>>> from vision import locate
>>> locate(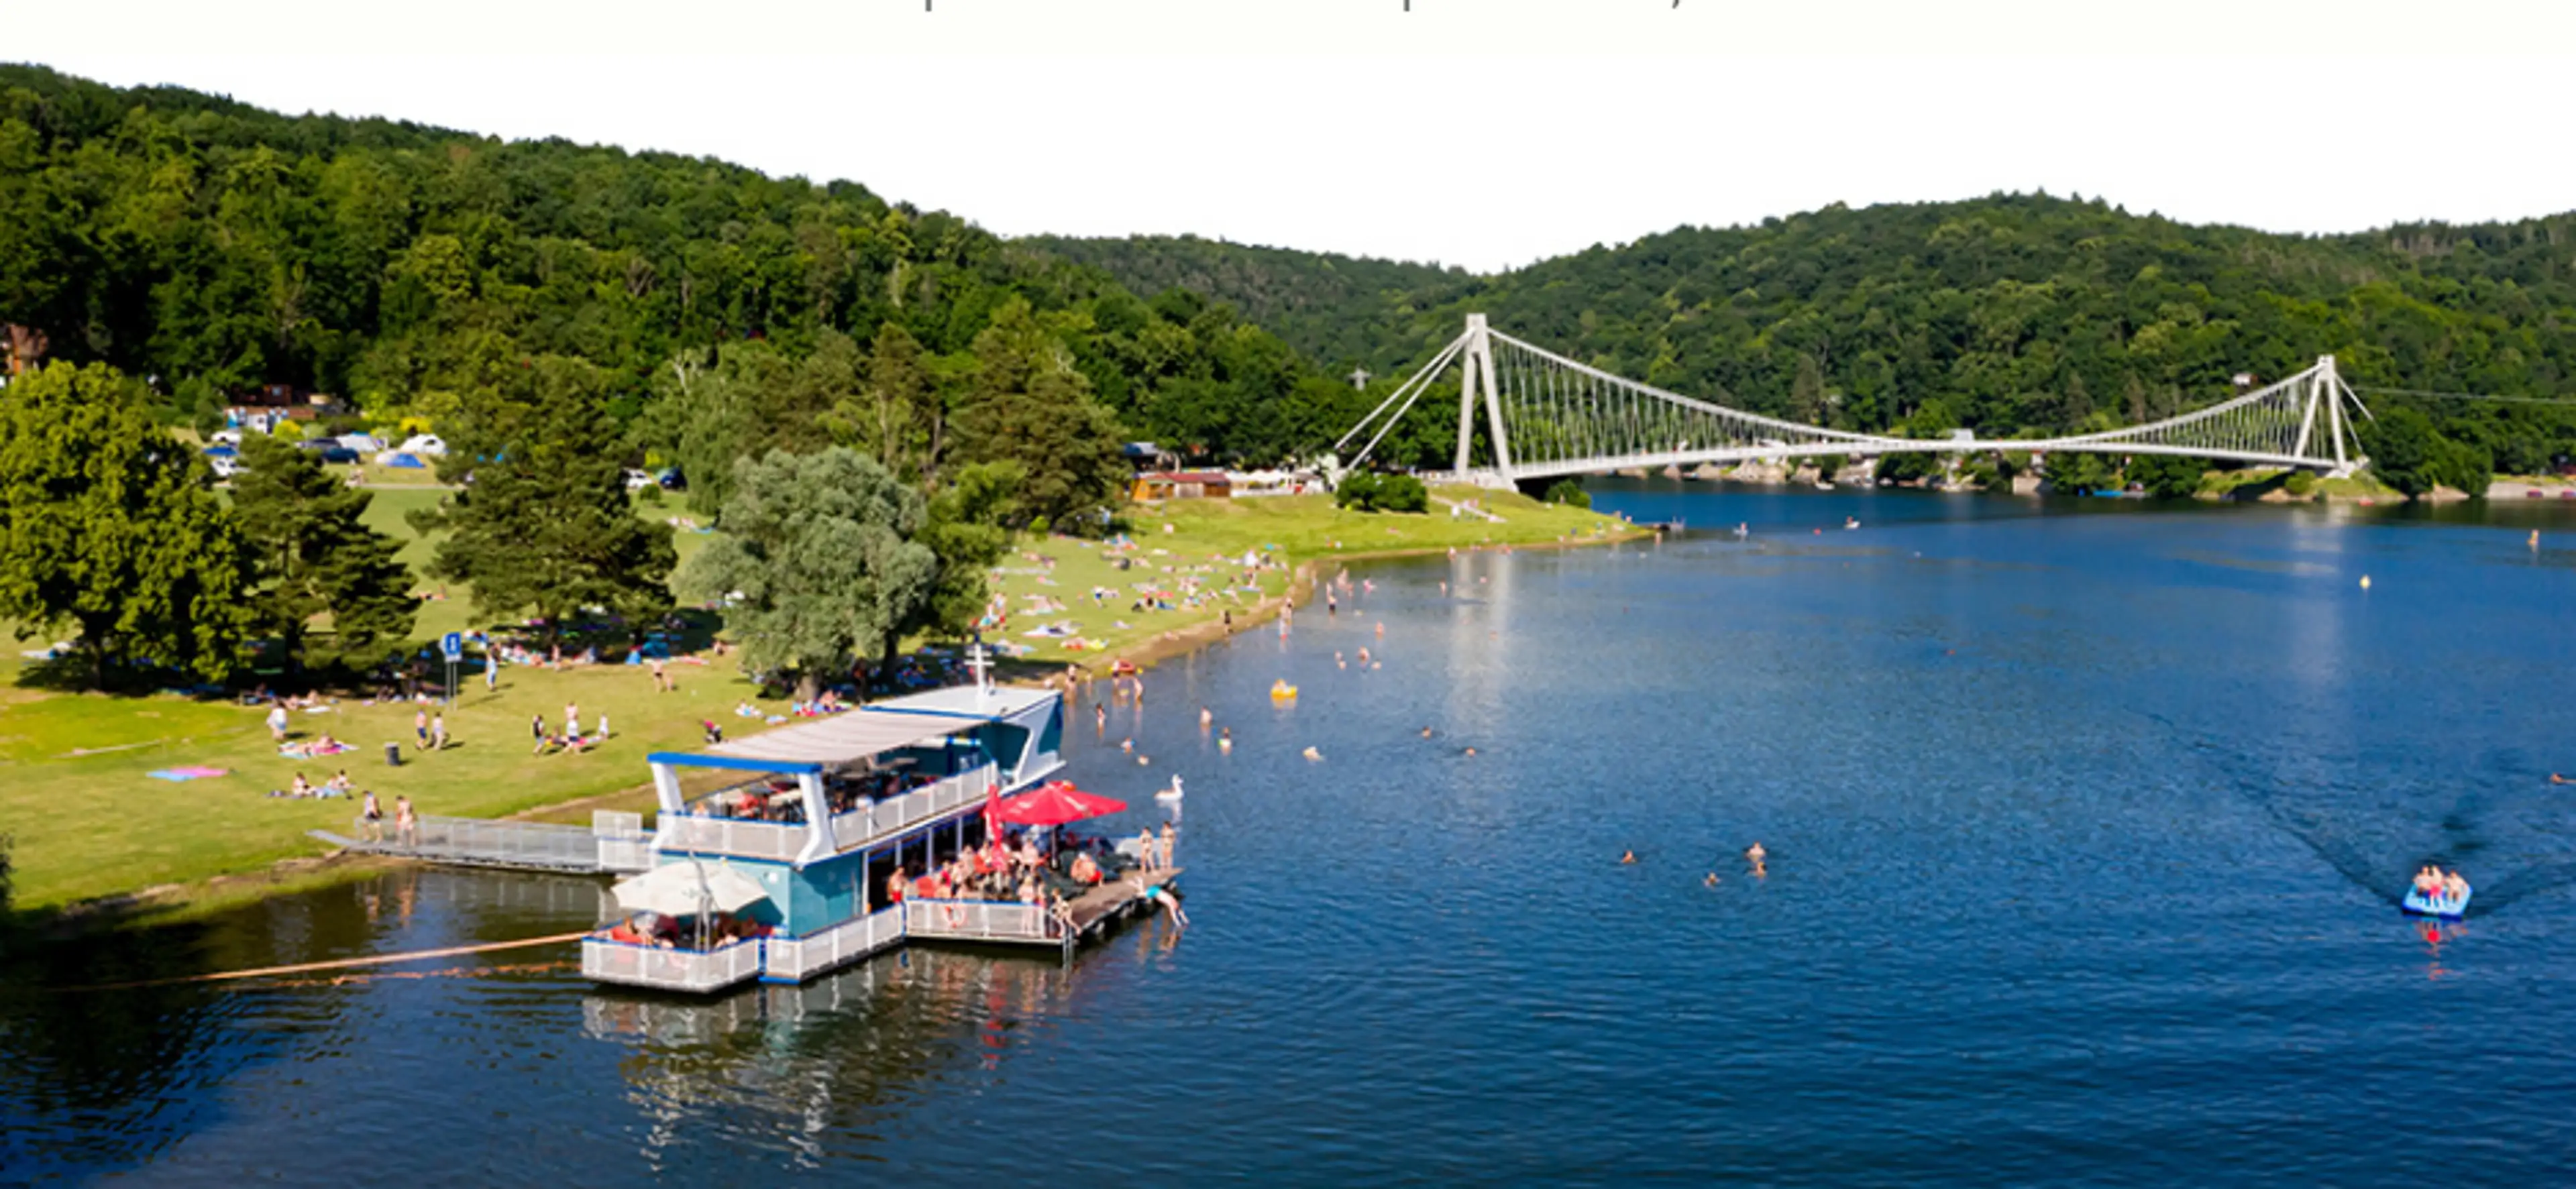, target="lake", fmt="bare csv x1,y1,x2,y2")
7,483,2574,1184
